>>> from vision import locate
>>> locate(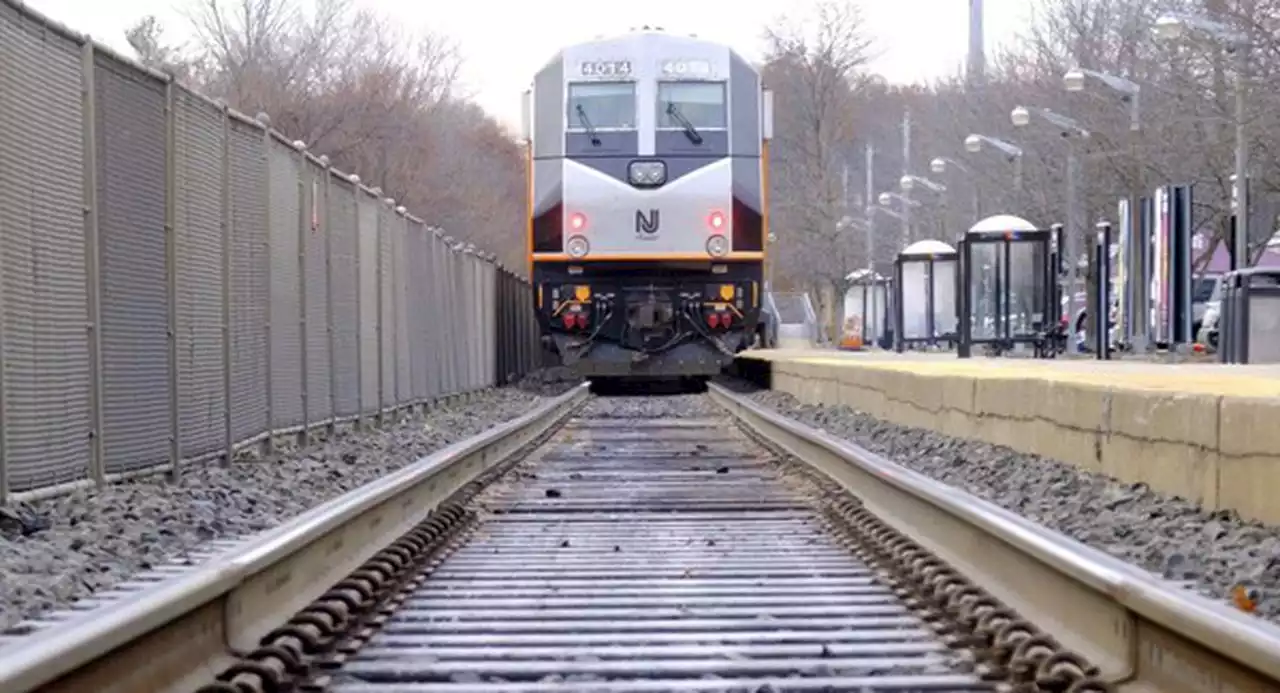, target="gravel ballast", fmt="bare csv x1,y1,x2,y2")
582,392,724,419
0,384,563,632
719,378,1280,624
